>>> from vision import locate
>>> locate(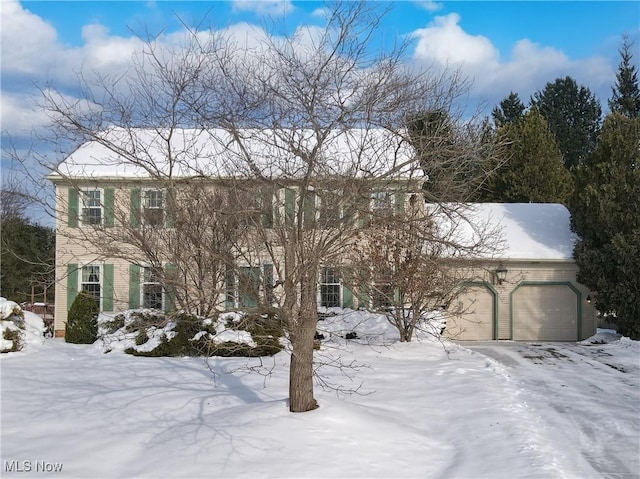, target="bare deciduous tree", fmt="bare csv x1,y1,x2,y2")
44,2,502,413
